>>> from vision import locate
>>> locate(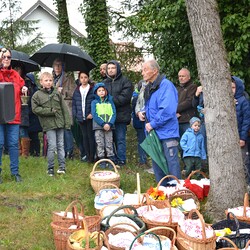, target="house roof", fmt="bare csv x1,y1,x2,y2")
18,0,85,38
